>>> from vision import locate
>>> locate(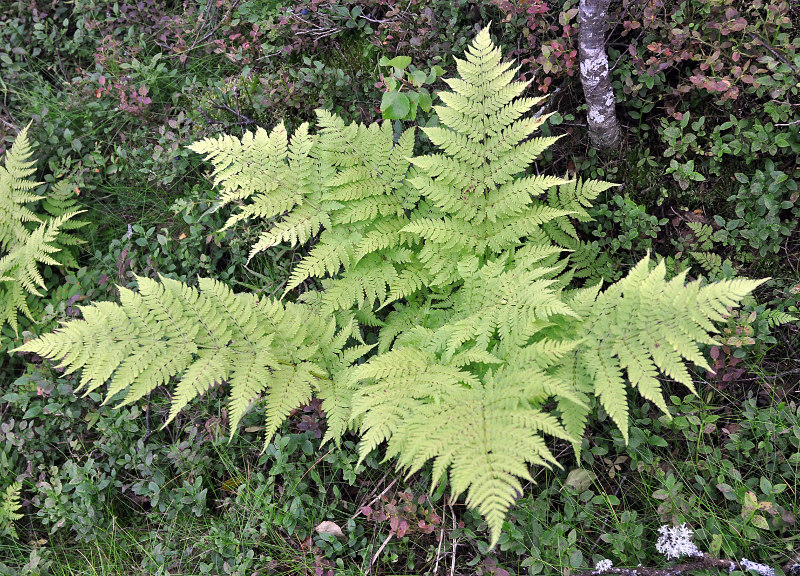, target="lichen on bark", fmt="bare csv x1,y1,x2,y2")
578,0,622,150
